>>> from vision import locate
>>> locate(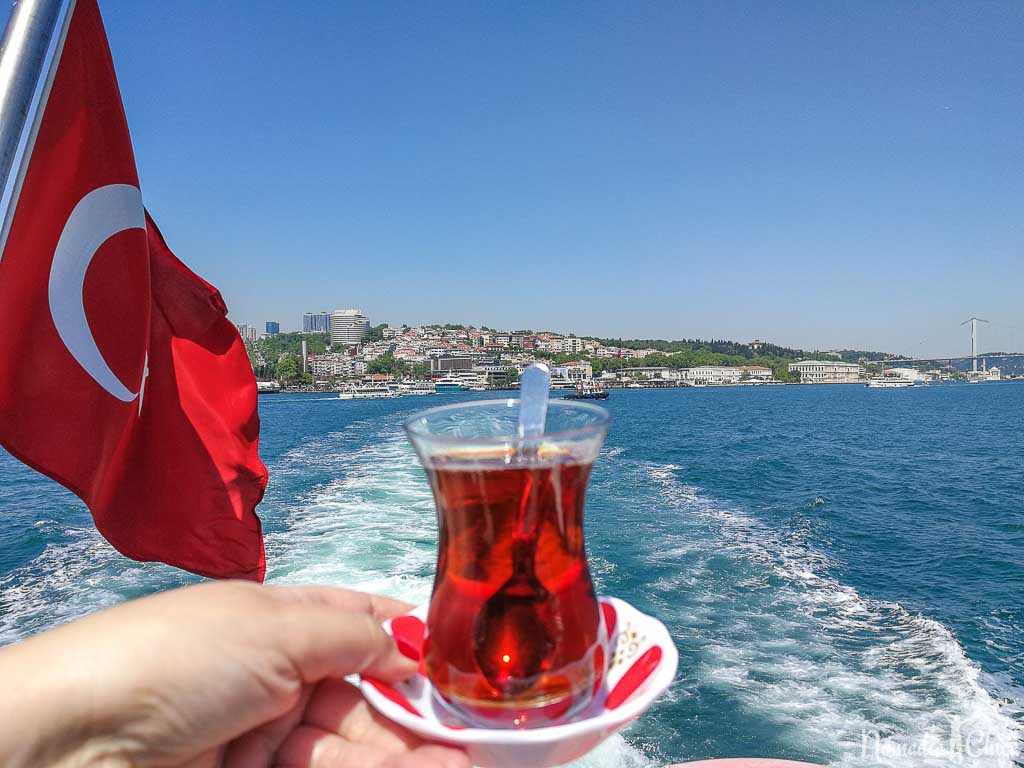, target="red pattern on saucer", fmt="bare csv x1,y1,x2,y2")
360,596,677,768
